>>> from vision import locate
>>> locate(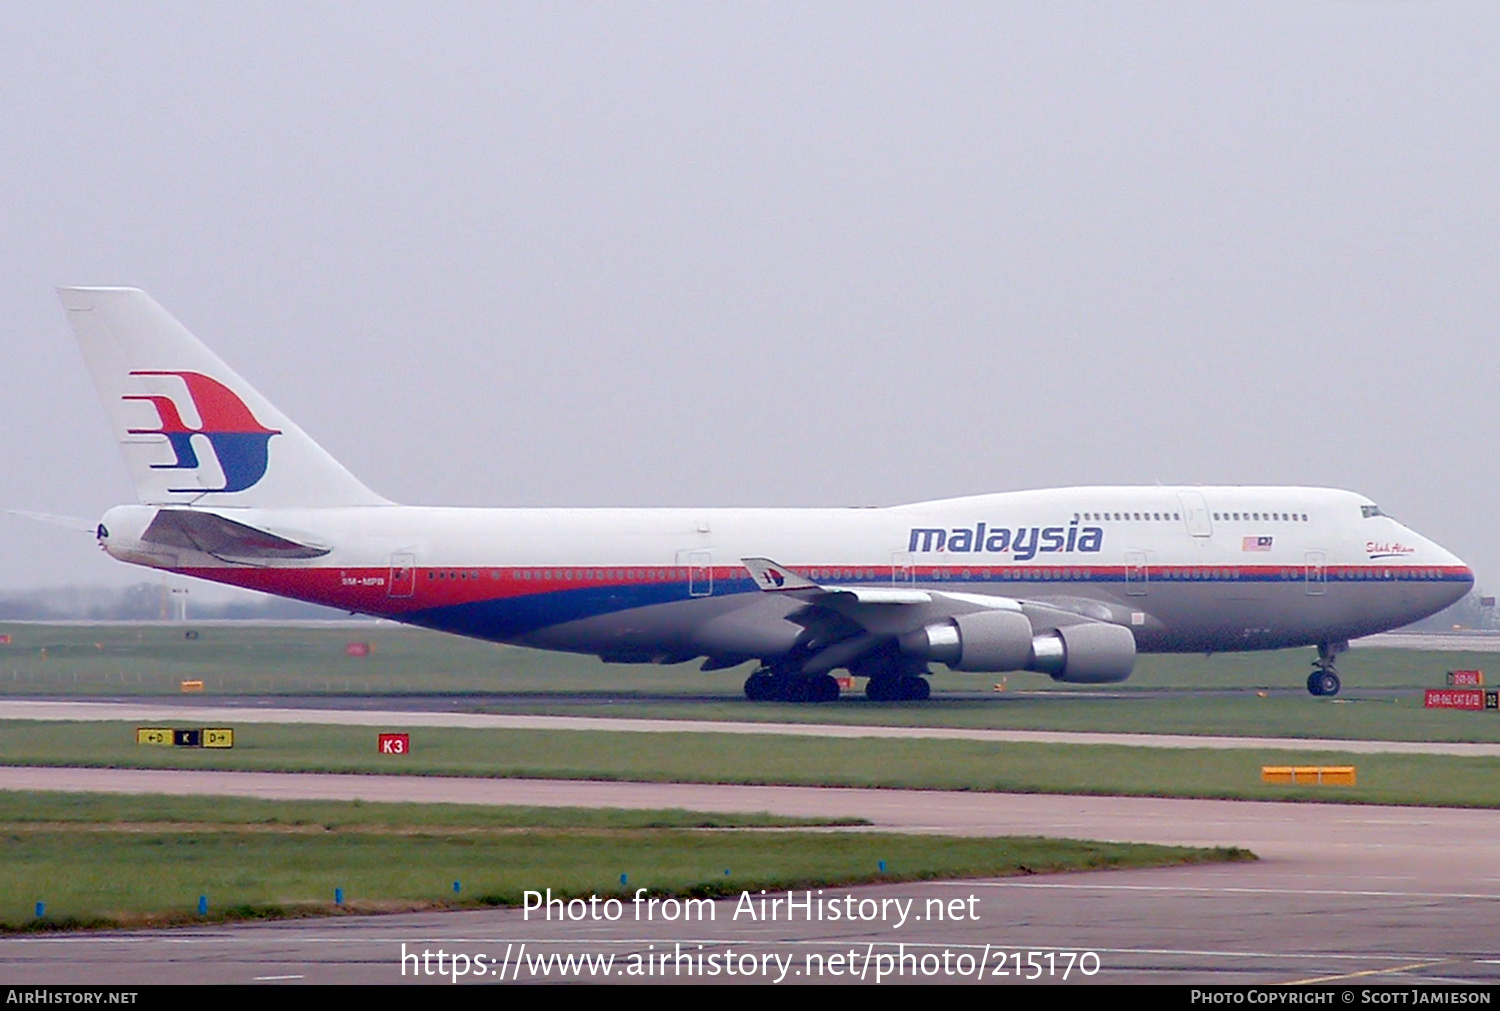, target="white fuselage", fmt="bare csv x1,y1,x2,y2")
97,485,1471,667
